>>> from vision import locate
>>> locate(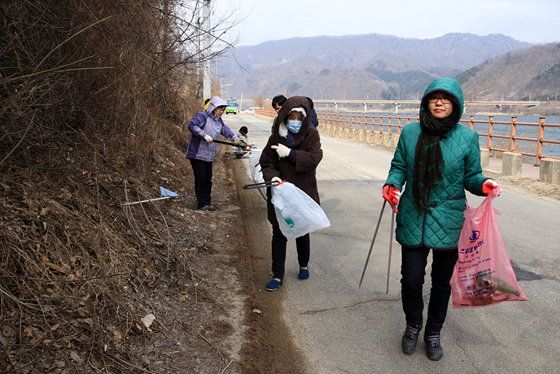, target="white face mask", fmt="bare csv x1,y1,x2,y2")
286,120,302,133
